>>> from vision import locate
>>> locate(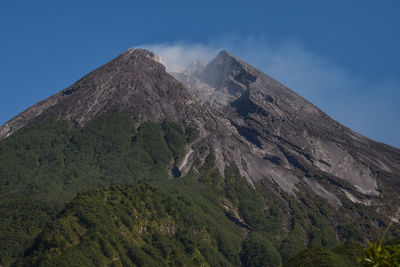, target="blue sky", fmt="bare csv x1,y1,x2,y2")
1,0,399,147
